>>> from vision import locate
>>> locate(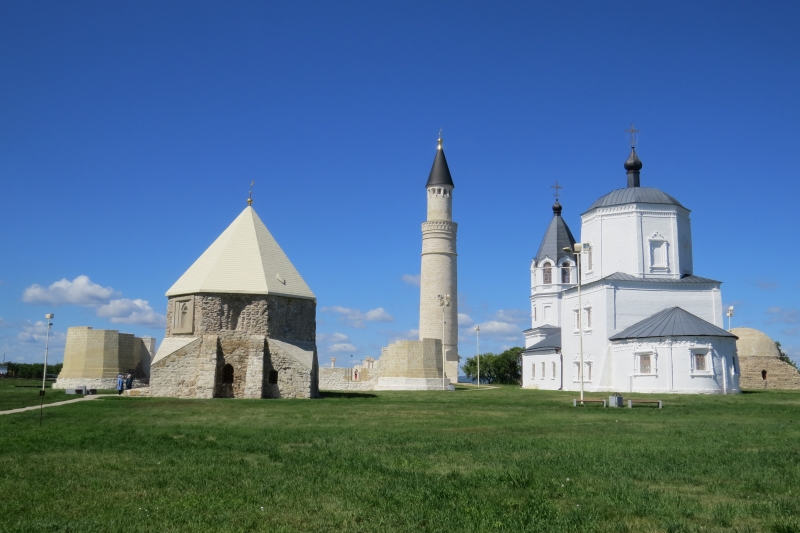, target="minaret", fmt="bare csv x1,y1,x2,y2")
419,134,459,381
